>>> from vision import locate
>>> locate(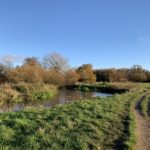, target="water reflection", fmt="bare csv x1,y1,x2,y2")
1,89,112,112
